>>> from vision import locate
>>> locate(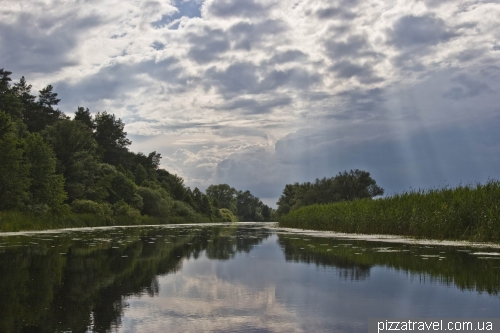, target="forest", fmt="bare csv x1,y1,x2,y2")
0,69,273,231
